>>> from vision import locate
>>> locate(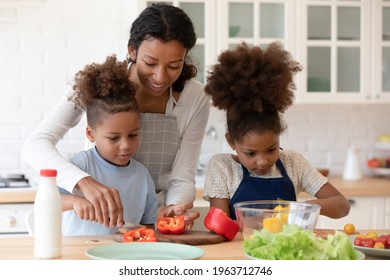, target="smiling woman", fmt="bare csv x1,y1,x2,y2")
20,3,210,232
